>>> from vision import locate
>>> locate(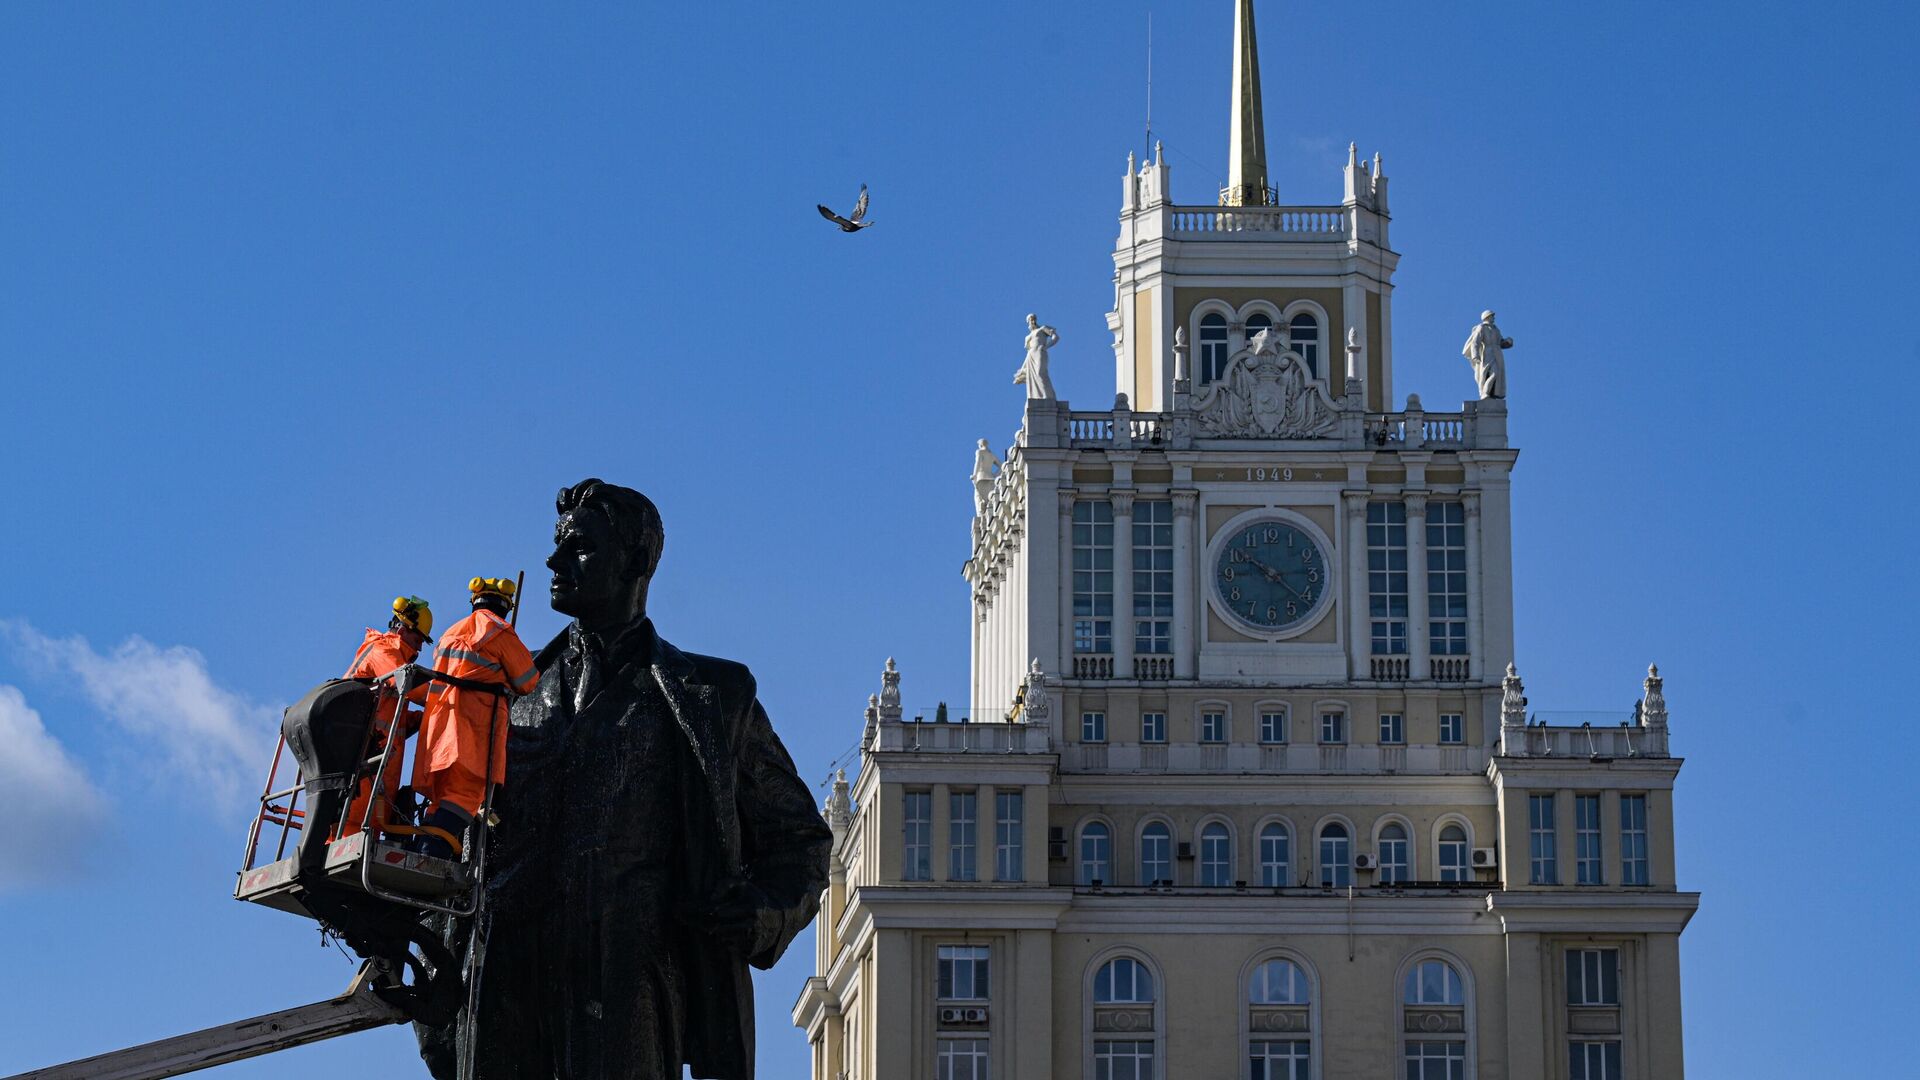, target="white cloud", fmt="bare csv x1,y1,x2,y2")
0,684,112,890
2,621,276,810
